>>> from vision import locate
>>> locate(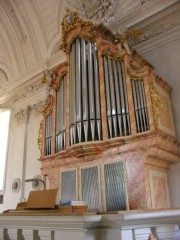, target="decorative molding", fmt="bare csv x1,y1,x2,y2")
32,100,46,115
51,40,61,56
14,100,46,124
0,69,8,89
11,81,44,104
0,0,27,43
14,106,31,124
129,4,180,46
77,0,119,24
